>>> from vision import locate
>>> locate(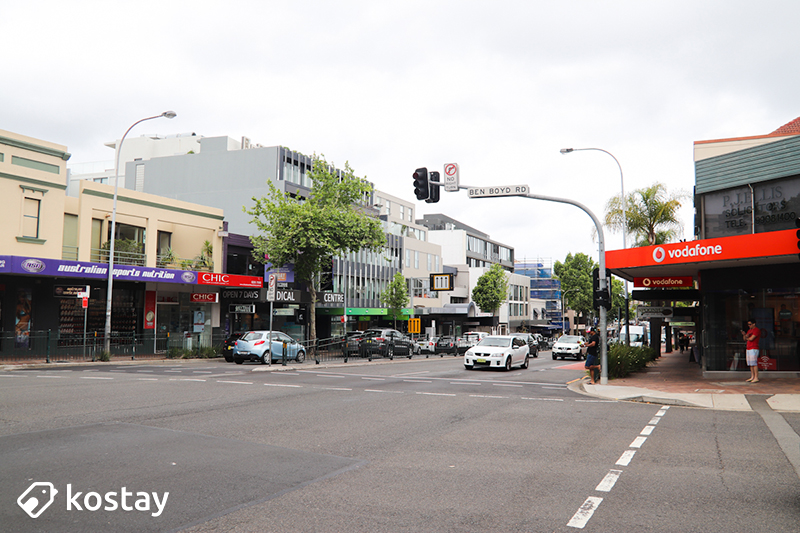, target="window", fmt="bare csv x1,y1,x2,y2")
408,208,413,222
405,249,410,268
399,205,404,221
427,253,432,271
22,197,41,238
414,251,419,269
385,200,391,215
